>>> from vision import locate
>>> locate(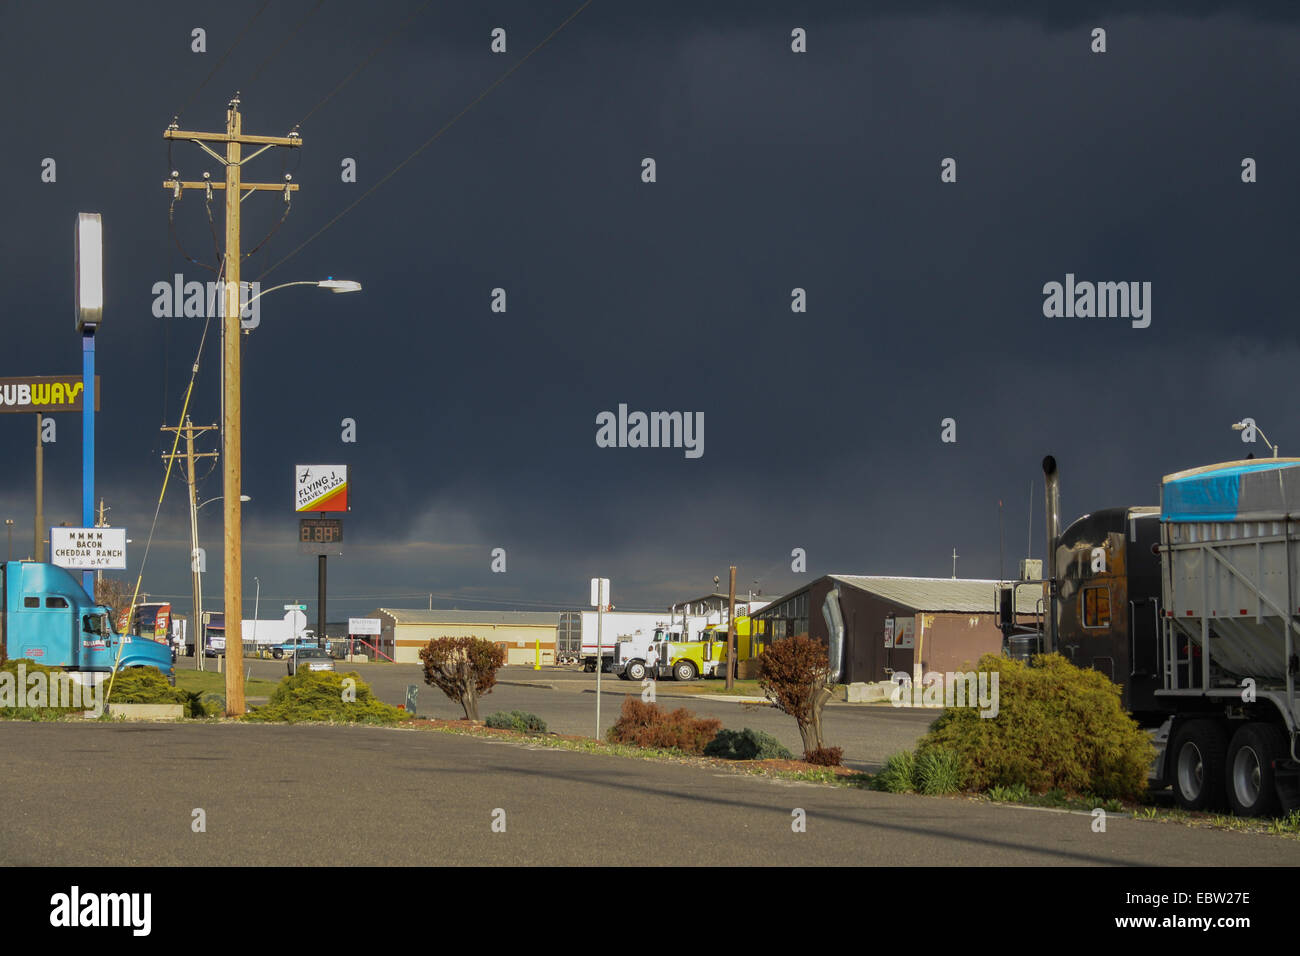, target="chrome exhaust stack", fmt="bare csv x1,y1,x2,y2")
1042,455,1060,654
